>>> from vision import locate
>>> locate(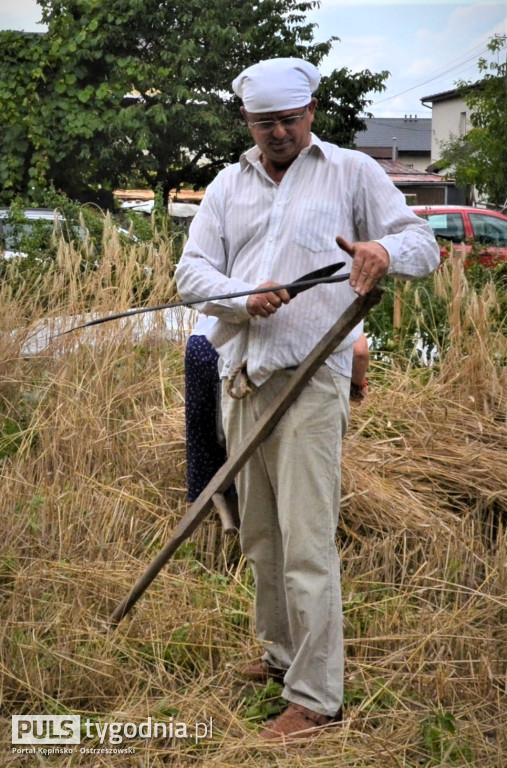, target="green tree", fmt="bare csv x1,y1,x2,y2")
438,37,507,208
0,0,388,207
